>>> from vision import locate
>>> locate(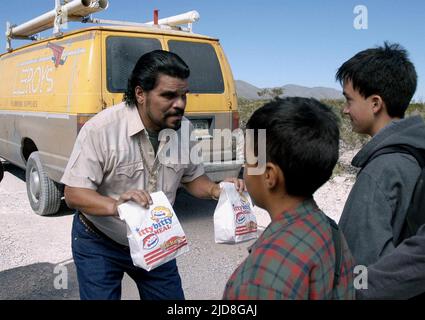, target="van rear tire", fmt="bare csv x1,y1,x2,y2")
25,152,62,215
